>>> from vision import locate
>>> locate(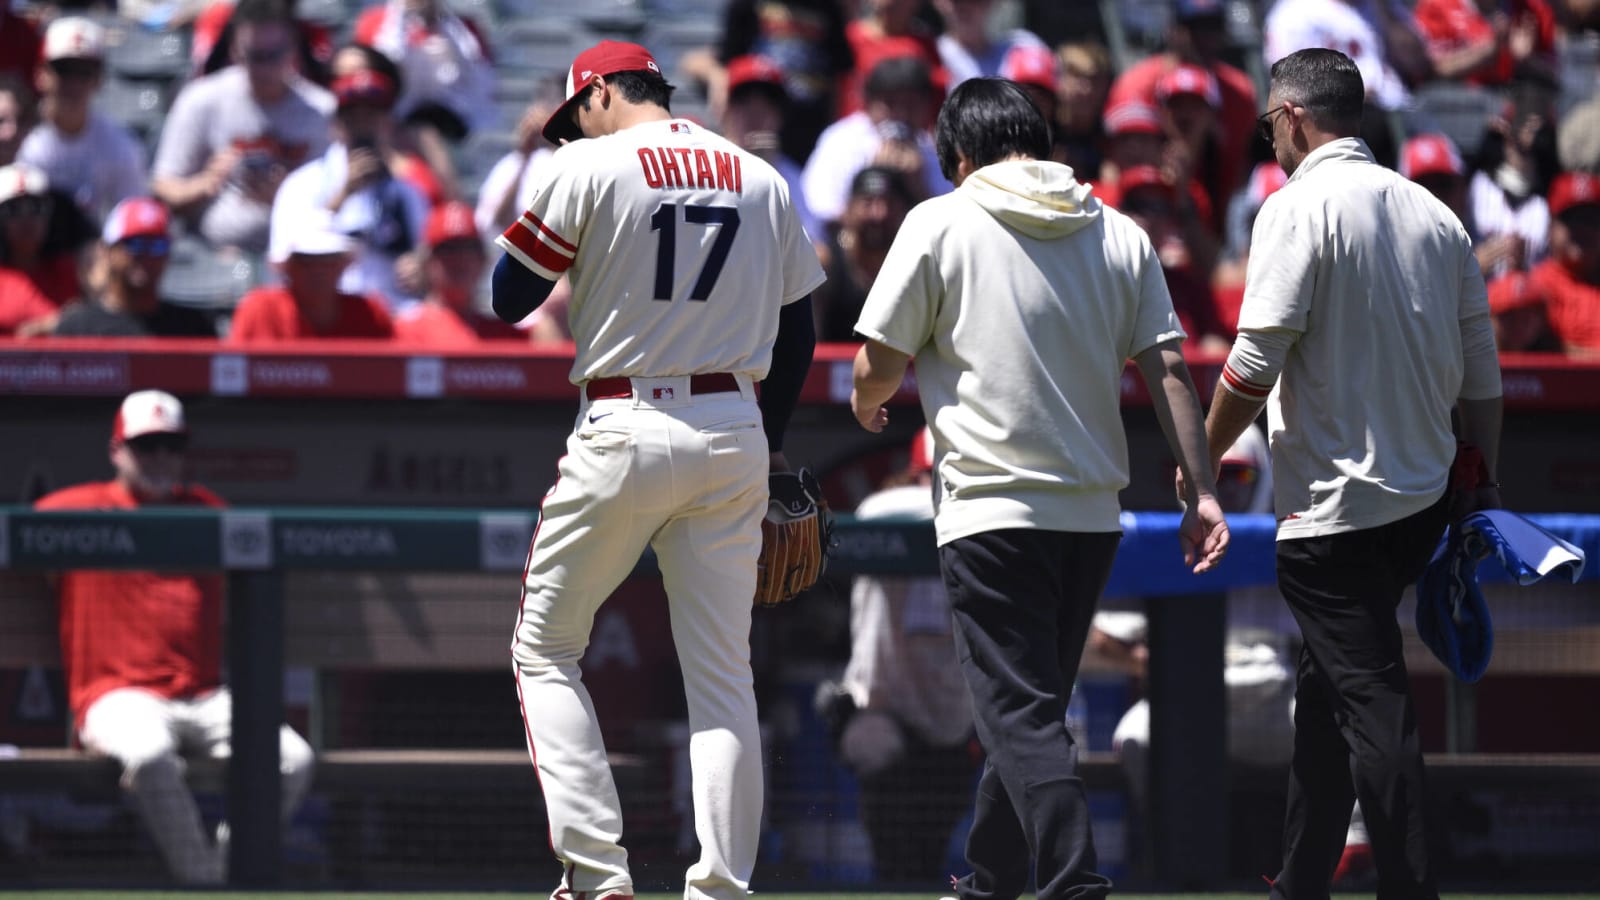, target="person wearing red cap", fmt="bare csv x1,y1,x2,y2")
1483,269,1559,351
1204,49,1502,900
813,425,978,885
393,200,523,347
49,197,216,337
934,0,1047,88
1110,165,1229,352
268,56,429,309
718,55,823,246
1106,0,1257,219
1528,172,1600,355
842,0,945,117
329,43,447,207
1213,161,1288,334
0,160,94,312
34,390,314,885
491,38,824,900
